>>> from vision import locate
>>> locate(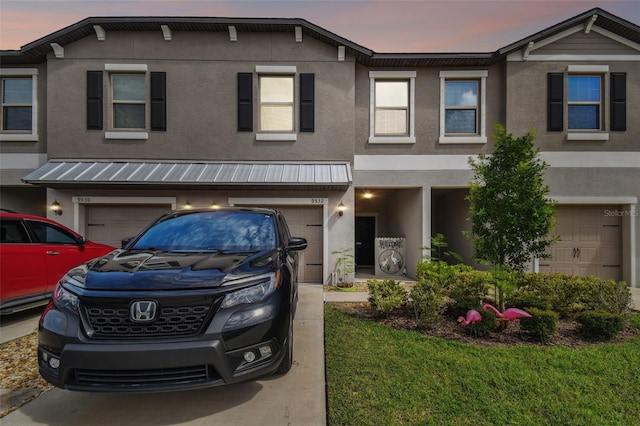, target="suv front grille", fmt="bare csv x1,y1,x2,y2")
74,365,220,388
81,297,219,339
